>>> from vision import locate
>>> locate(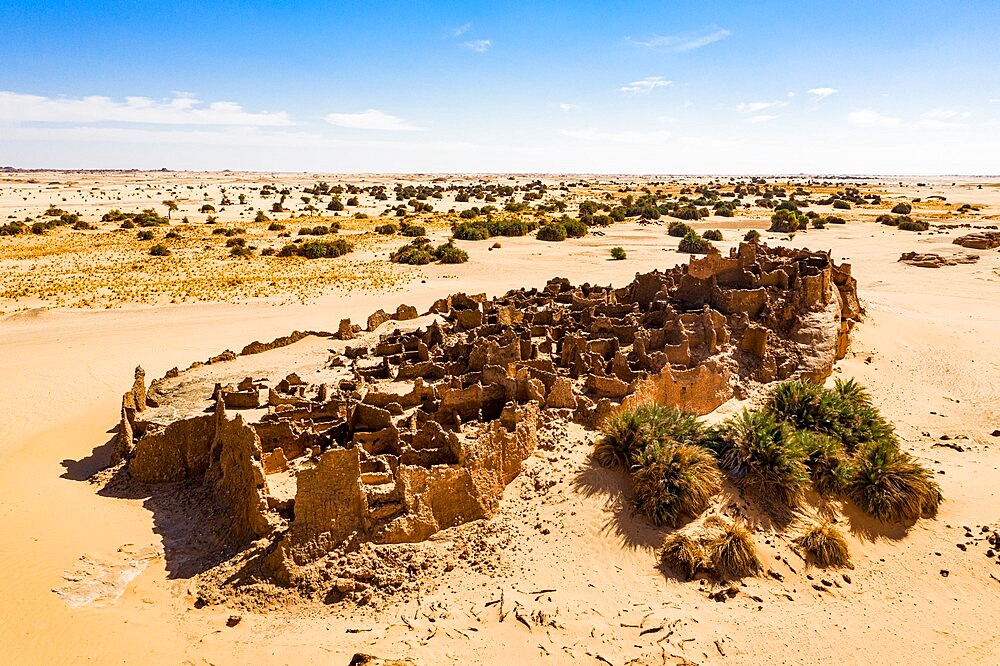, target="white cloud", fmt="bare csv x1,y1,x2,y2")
736,100,787,113
619,76,672,95
847,108,901,127
559,127,672,144
922,108,971,121
451,22,472,37
808,87,838,100
324,109,422,131
747,114,779,123
461,39,491,53
558,103,577,111
0,91,293,126
626,26,731,52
